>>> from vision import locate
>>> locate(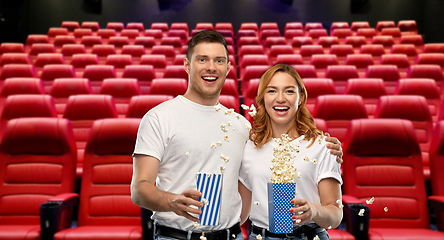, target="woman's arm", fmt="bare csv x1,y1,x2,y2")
238,180,252,224
291,178,343,228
